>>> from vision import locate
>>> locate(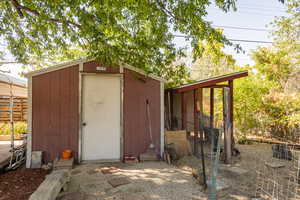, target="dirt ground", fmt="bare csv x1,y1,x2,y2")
0,168,50,200
177,143,298,200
